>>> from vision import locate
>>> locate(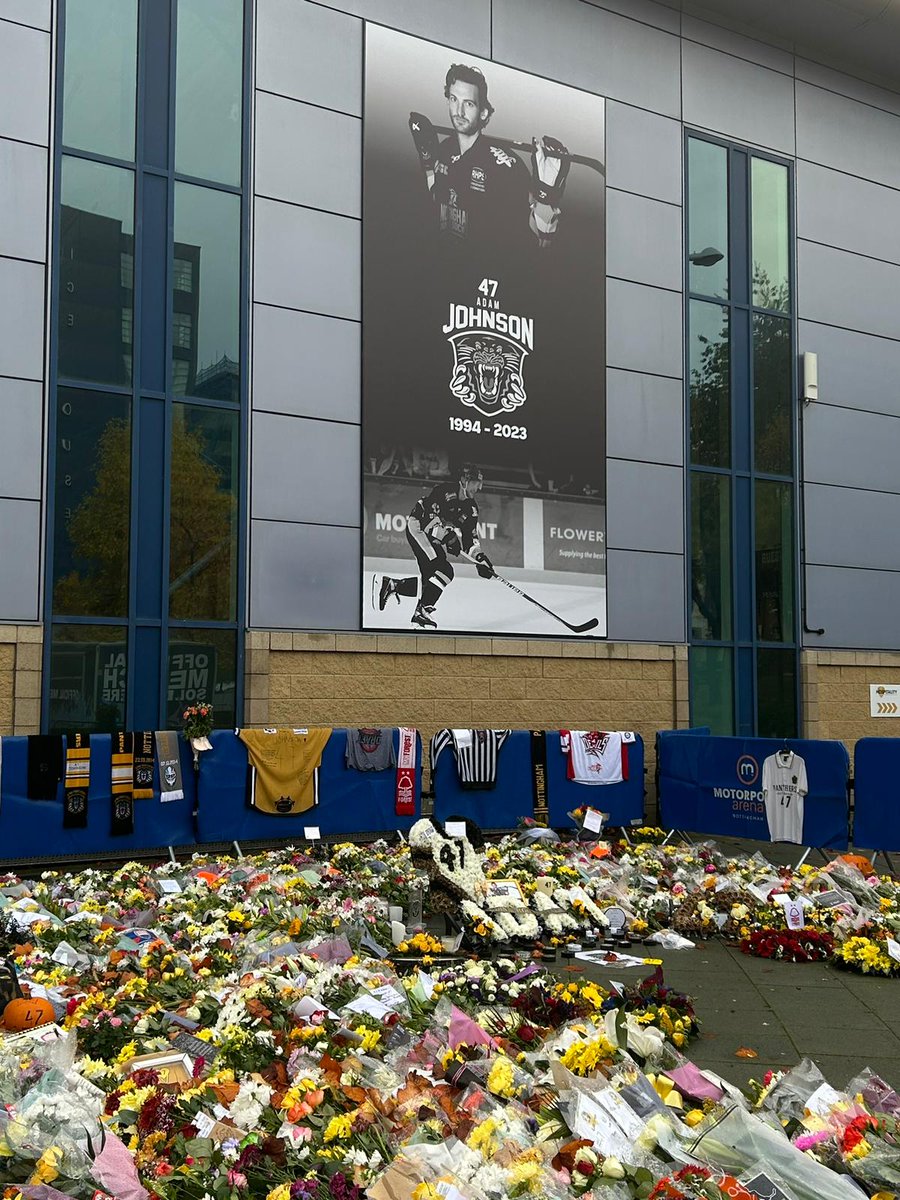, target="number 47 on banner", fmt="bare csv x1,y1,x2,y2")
478,278,498,297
